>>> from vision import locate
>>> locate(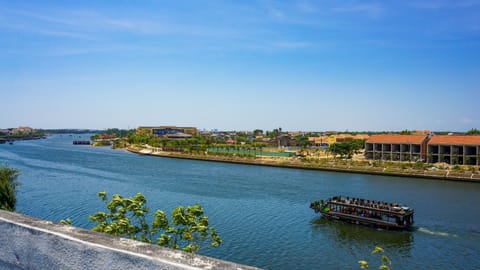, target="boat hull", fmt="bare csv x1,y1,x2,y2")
320,210,412,230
